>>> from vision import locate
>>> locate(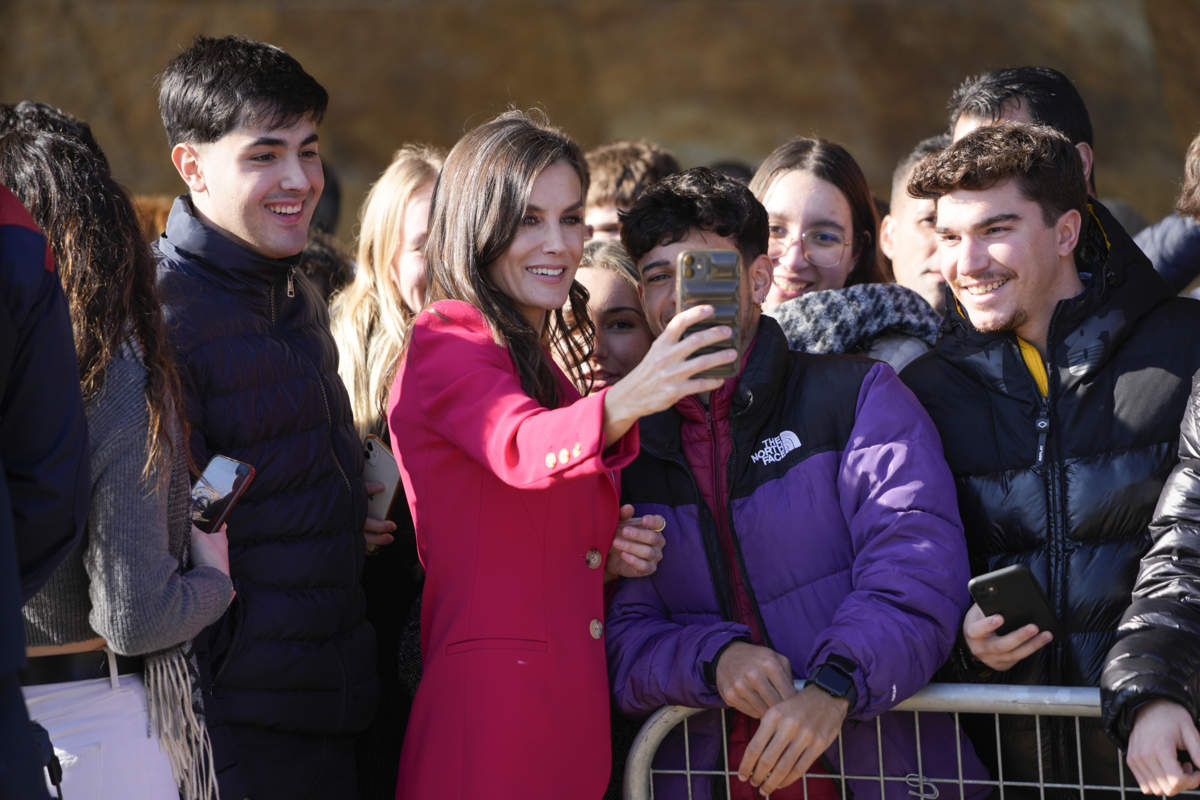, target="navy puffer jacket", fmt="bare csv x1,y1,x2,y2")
153,198,376,740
